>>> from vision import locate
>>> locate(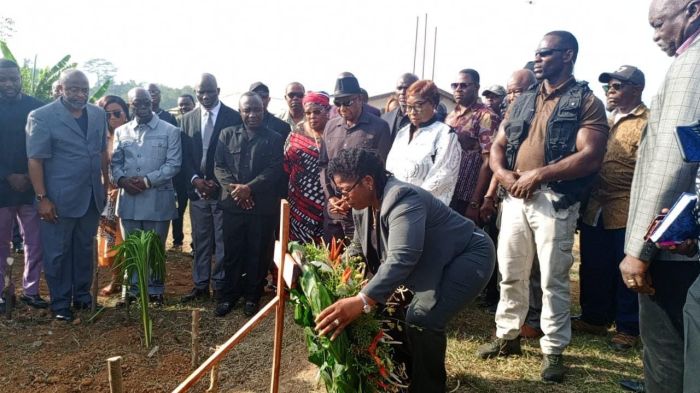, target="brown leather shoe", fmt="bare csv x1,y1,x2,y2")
610,332,638,351
571,318,608,336
520,323,544,339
